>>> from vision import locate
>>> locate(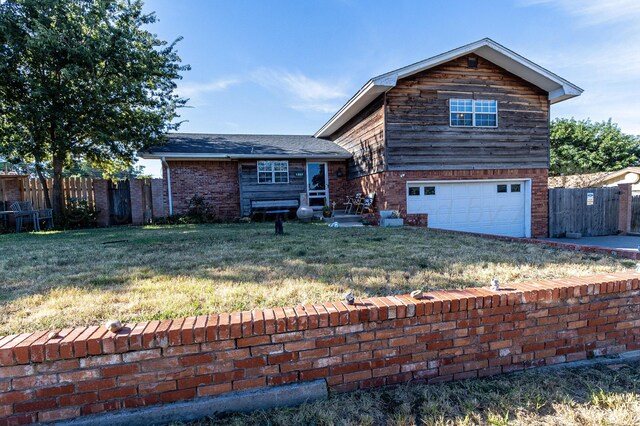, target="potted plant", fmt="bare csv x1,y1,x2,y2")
322,201,332,218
